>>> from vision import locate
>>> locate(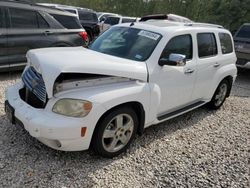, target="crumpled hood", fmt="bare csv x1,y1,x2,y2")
26,47,148,98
